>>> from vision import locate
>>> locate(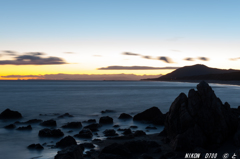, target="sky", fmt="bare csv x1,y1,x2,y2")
0,0,240,80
